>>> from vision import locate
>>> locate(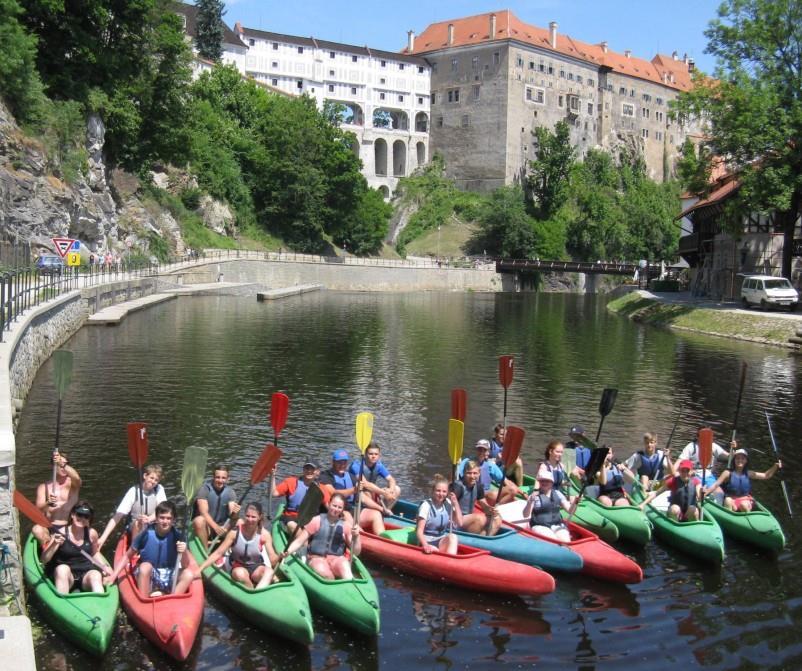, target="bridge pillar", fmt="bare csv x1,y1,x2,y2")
576,272,586,293
584,273,598,294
